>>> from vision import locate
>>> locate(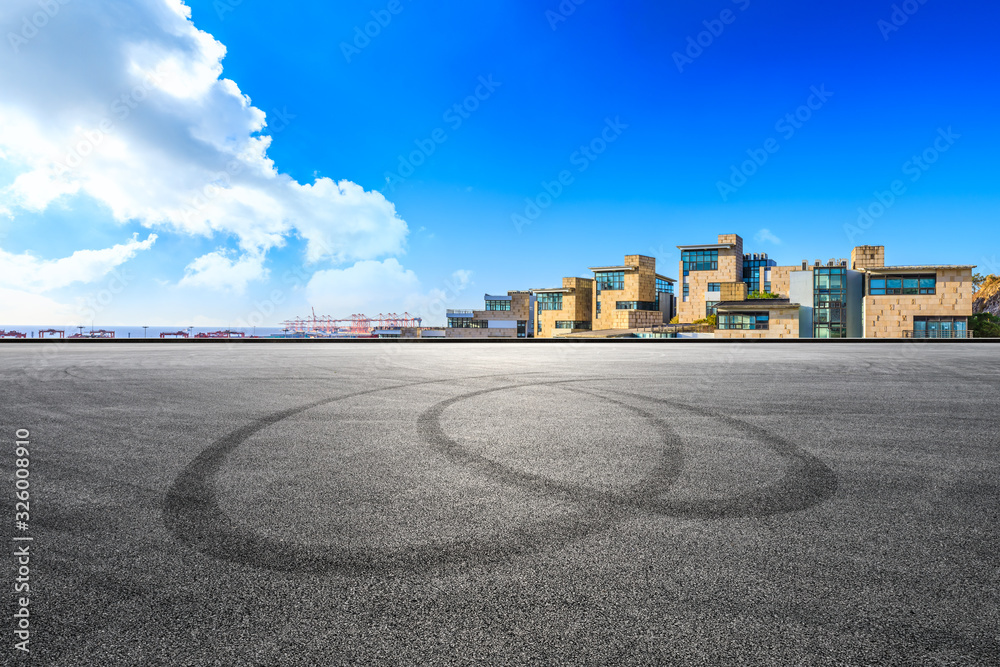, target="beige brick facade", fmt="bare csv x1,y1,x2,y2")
851,245,885,270
678,234,743,323
863,267,974,338
447,291,530,338
535,277,594,338
716,307,800,339
720,282,747,302
592,255,665,331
